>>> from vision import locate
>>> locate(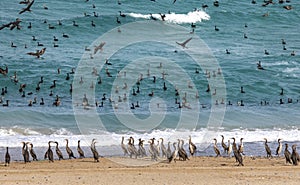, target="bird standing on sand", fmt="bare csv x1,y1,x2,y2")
189,136,197,157
168,142,178,163
275,139,282,157
231,137,244,166
121,136,128,156
264,138,272,159
221,135,229,154
91,139,99,162
65,139,76,159
213,138,221,157
46,141,54,162
291,144,300,165
5,147,10,166
77,140,85,158
54,141,64,160
29,143,38,161
284,143,292,164
21,142,30,163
